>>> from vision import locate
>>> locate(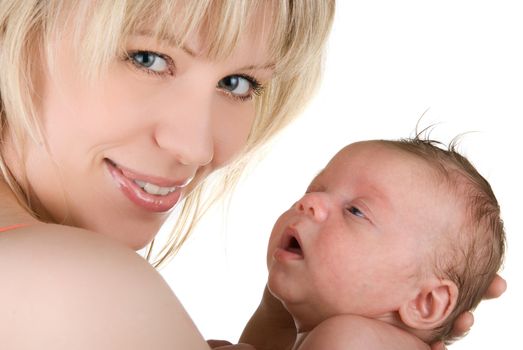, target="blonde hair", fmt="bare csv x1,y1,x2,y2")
379,138,505,344
0,1,335,268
